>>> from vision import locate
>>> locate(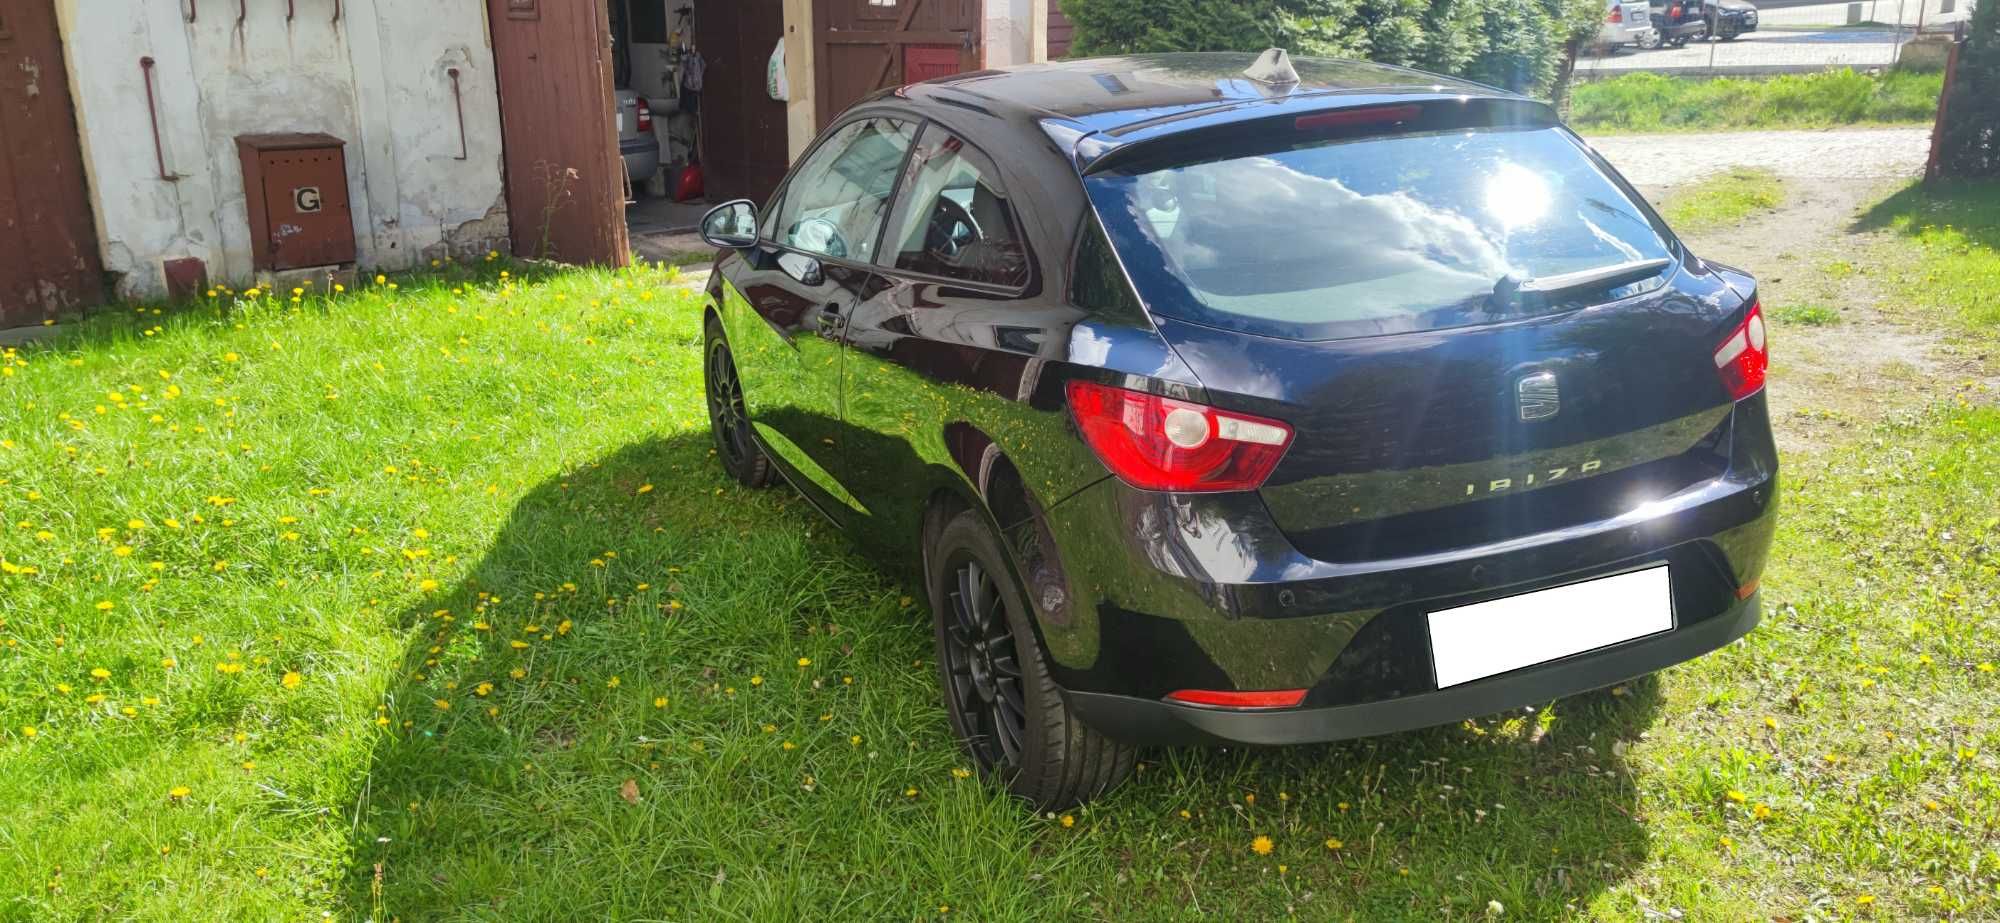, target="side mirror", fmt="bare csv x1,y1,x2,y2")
700,199,759,249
